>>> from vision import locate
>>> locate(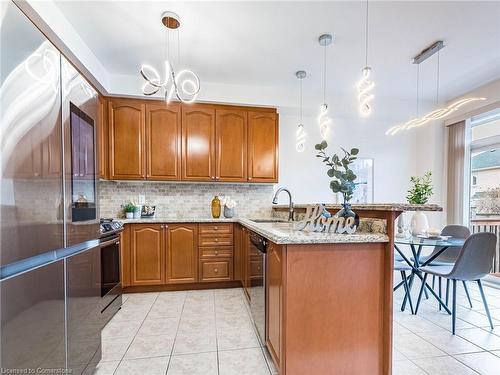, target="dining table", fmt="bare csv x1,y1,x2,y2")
394,235,466,314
